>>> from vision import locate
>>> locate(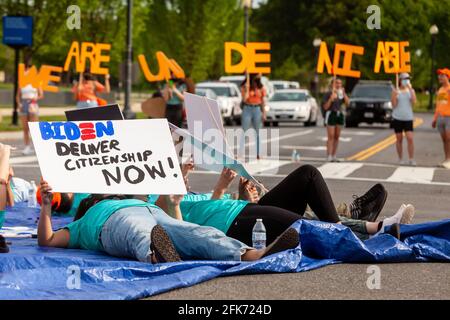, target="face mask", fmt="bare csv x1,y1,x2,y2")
401,79,410,86
337,89,344,99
